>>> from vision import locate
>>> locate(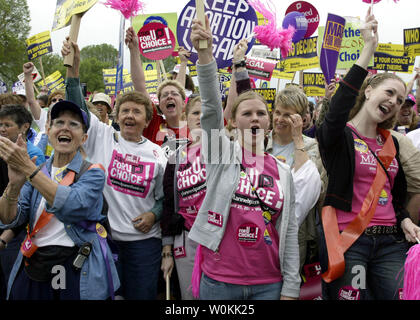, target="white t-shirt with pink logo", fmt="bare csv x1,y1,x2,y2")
176,143,206,230
336,125,398,231
202,152,284,285
84,113,167,241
